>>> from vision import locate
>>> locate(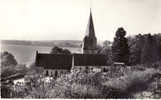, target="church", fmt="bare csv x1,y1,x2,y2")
35,10,108,77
